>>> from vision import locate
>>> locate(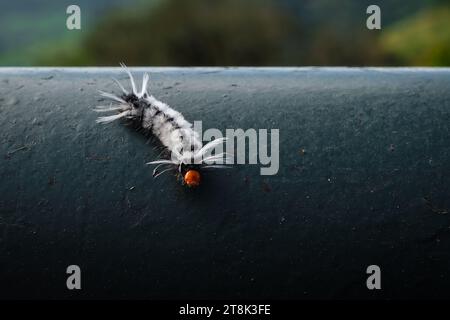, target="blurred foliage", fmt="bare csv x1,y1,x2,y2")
44,0,305,66
380,6,450,66
0,0,146,65
1,0,449,66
